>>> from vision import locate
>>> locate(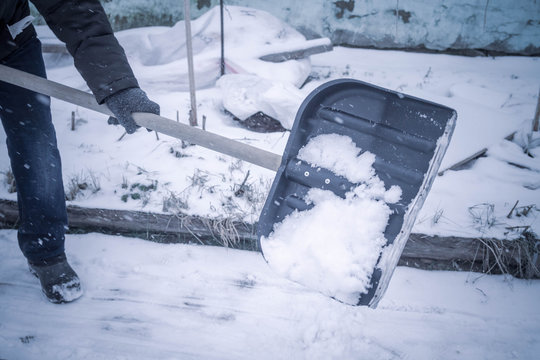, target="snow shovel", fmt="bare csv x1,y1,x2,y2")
0,65,456,307
257,80,456,306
